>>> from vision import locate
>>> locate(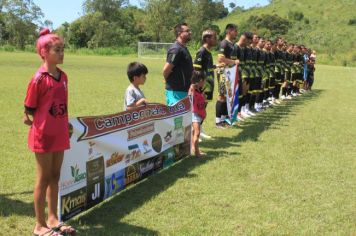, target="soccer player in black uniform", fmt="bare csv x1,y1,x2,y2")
235,32,248,121
273,37,284,104
268,40,277,105
193,29,217,137
216,24,239,128
255,37,267,111
284,43,294,99
248,33,260,113
240,32,254,118
291,45,303,96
